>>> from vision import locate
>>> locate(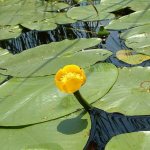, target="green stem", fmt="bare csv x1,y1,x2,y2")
74,90,92,112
